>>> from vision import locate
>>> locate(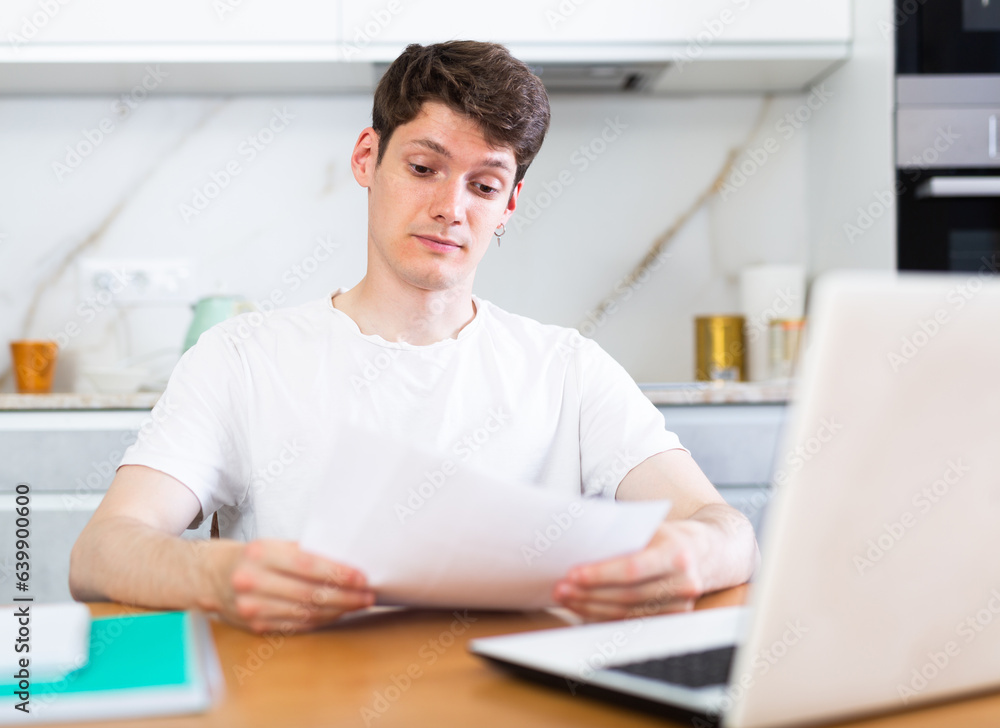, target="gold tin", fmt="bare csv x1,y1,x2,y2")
695,316,746,382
